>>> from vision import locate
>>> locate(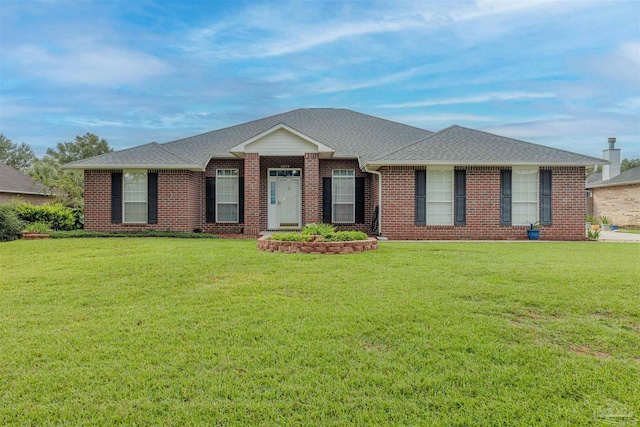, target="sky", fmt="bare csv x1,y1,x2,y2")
1,0,639,160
